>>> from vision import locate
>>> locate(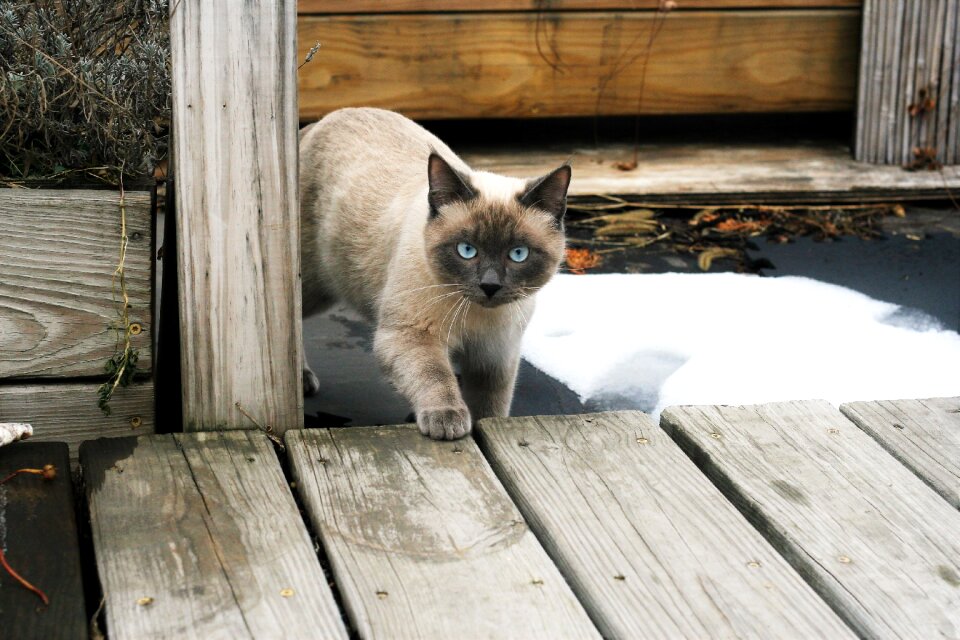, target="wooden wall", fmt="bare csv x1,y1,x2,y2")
297,1,862,120
0,190,155,454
